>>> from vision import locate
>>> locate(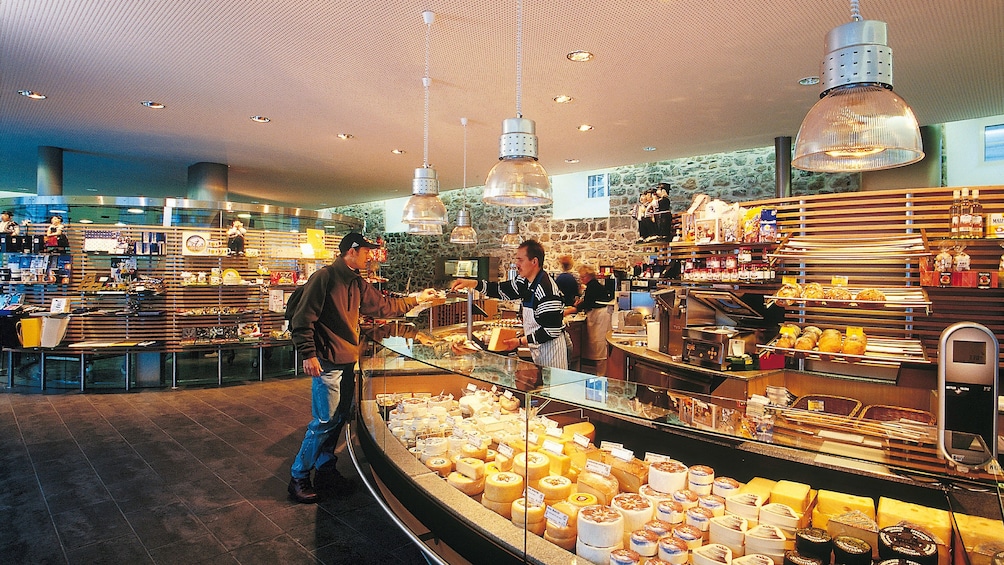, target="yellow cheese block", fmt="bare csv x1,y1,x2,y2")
461,443,488,460
488,327,518,351
825,510,879,559
563,442,602,472
482,495,513,518
456,457,486,480
955,512,1004,553
769,480,812,513
876,497,952,544
447,471,485,496
494,452,513,472
484,471,525,502
576,470,619,506
537,475,573,501
560,421,596,443
567,492,599,508
739,477,776,502
511,496,546,524
543,449,571,477
600,451,650,494
813,489,875,529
